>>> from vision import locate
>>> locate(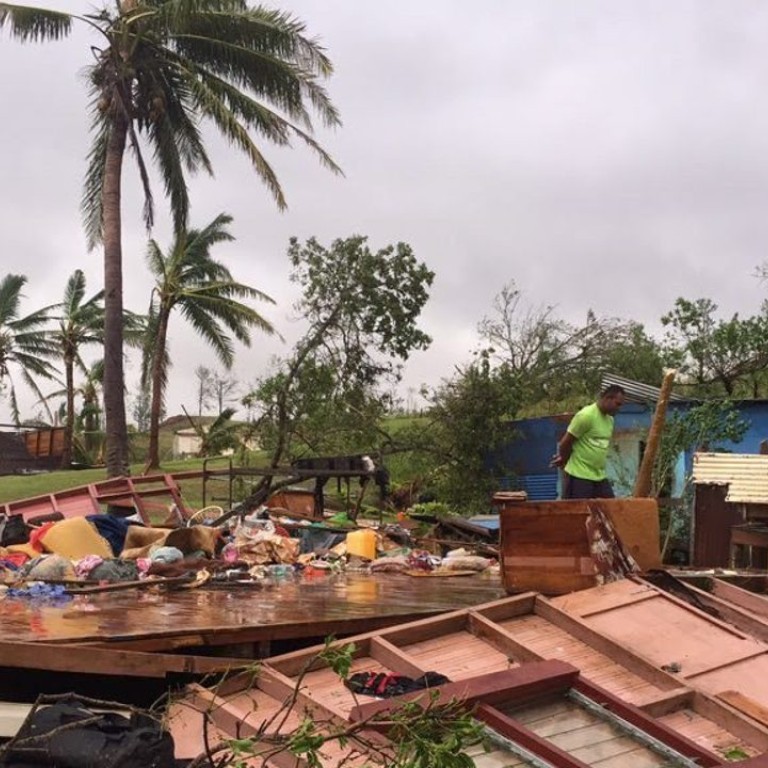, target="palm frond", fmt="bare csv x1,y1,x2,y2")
0,3,72,42
81,111,110,249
